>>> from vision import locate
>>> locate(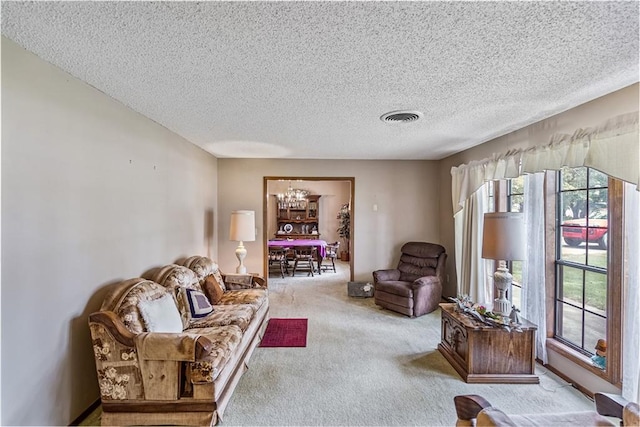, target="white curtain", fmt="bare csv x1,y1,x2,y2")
454,186,492,305
452,112,639,215
623,182,640,403
451,151,521,215
521,112,638,187
521,173,547,364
